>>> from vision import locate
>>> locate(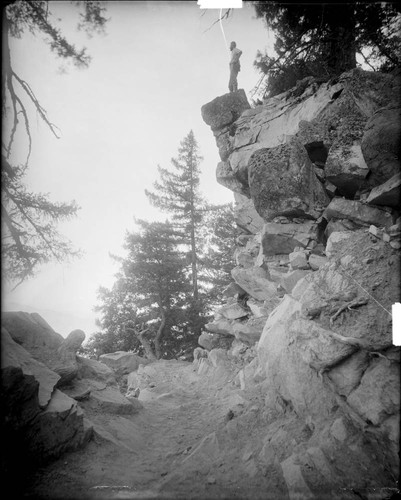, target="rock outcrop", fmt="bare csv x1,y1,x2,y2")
0,312,146,475
201,69,400,495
